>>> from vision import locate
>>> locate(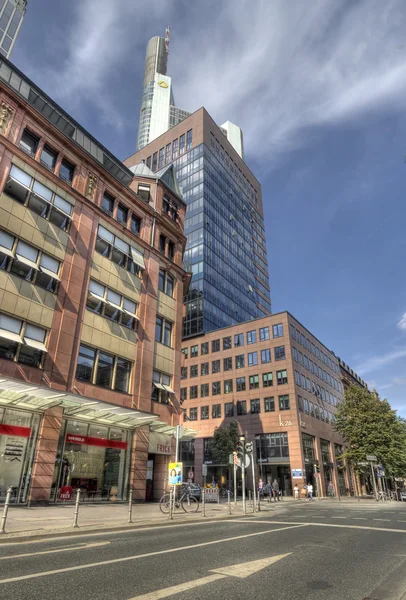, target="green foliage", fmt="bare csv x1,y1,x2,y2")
334,385,406,477
210,421,240,465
